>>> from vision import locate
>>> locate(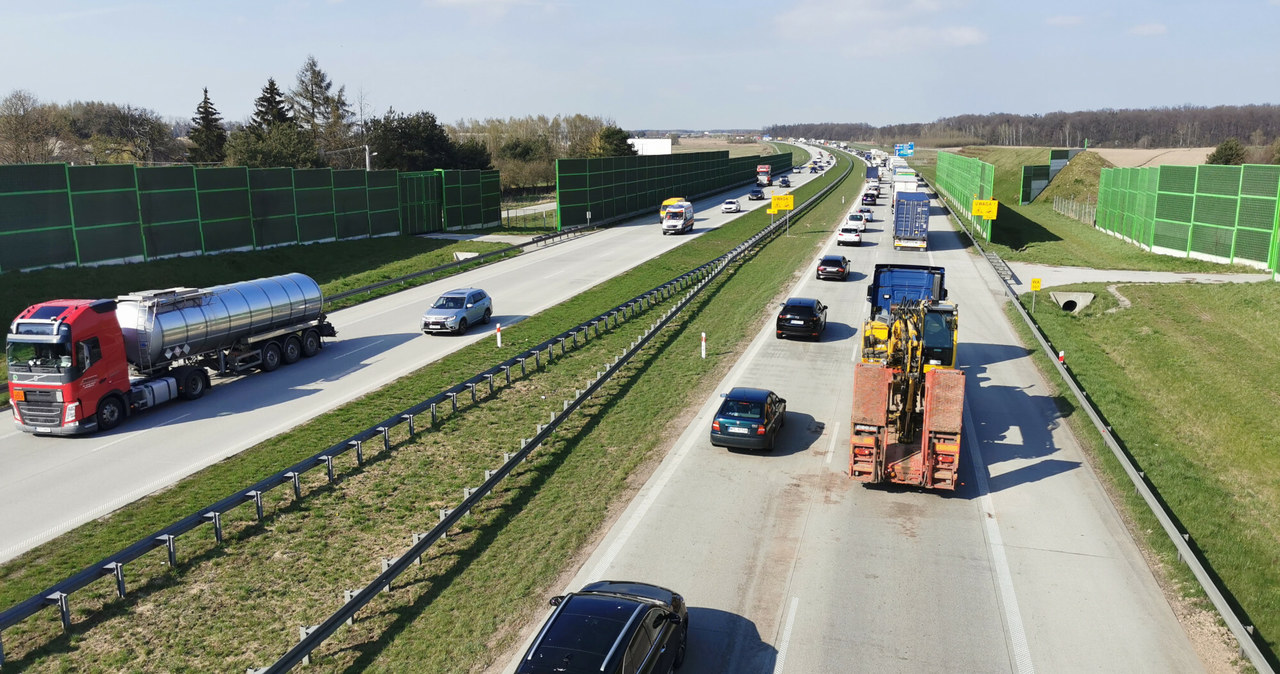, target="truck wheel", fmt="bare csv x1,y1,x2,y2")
178,368,207,400
282,336,303,365
301,329,321,358
97,396,125,432
260,342,282,372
